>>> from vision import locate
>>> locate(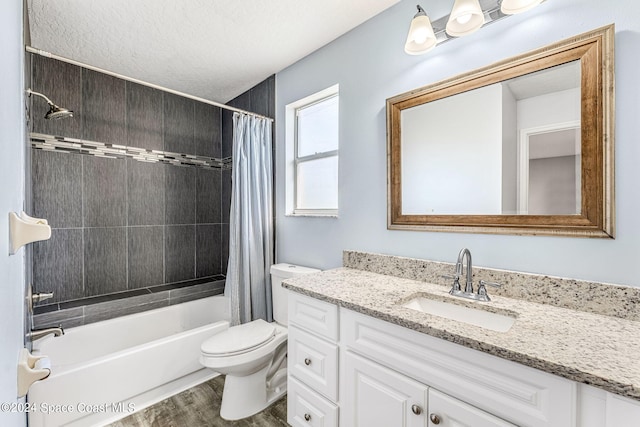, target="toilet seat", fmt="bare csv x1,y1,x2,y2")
201,319,276,357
